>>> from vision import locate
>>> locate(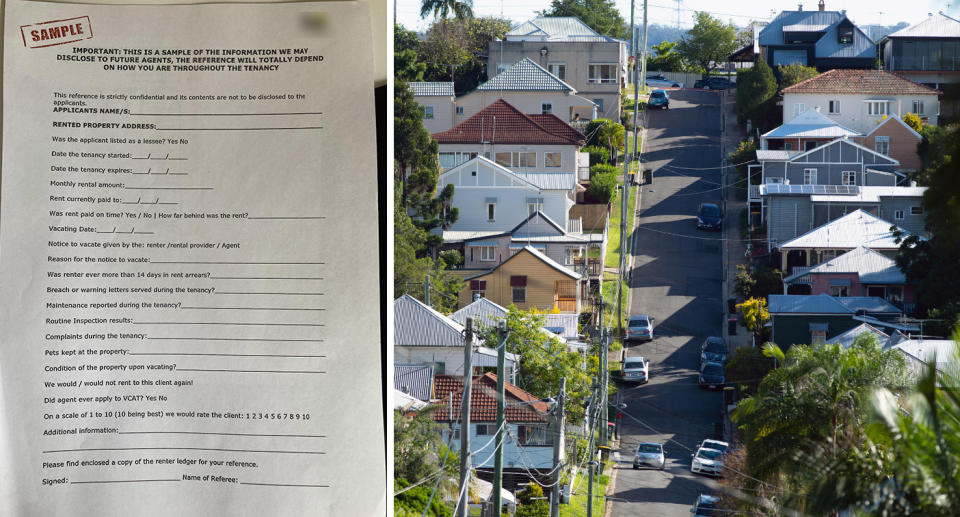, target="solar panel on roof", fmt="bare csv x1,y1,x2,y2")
762,184,860,196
